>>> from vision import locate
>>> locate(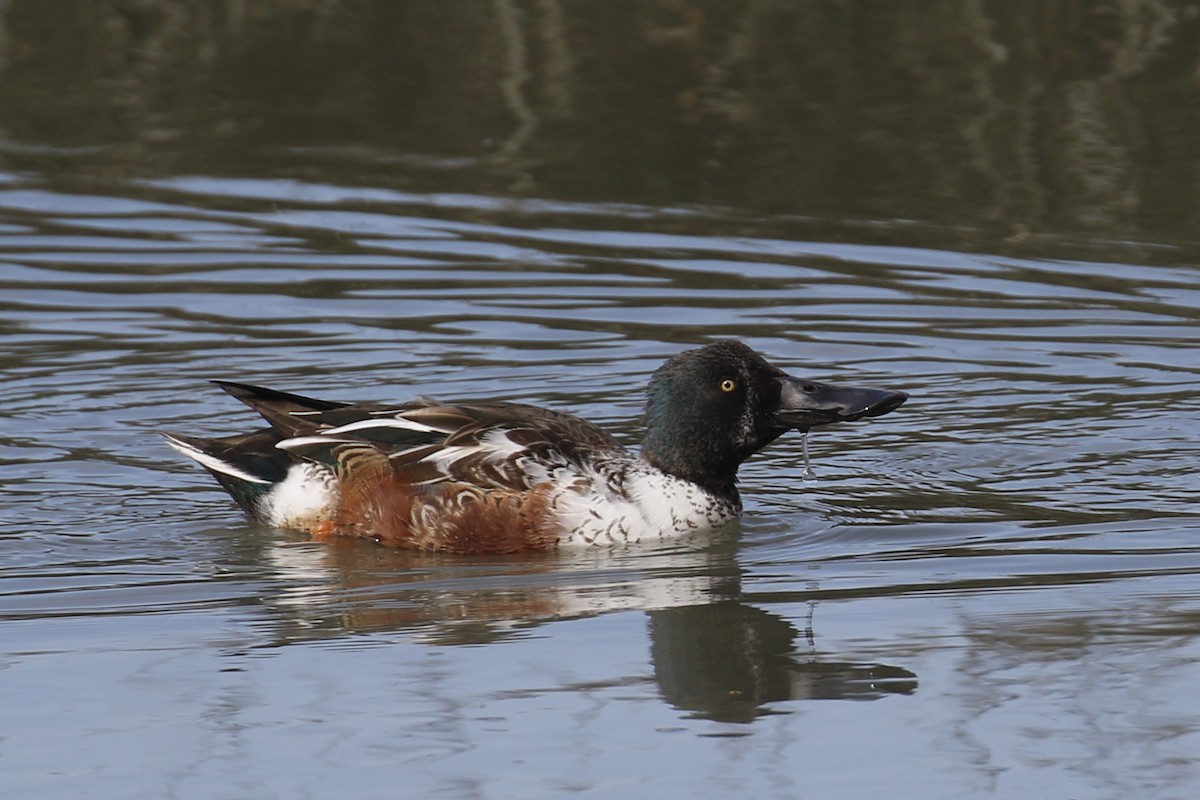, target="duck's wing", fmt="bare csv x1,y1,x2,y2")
219,382,628,492
214,380,366,437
